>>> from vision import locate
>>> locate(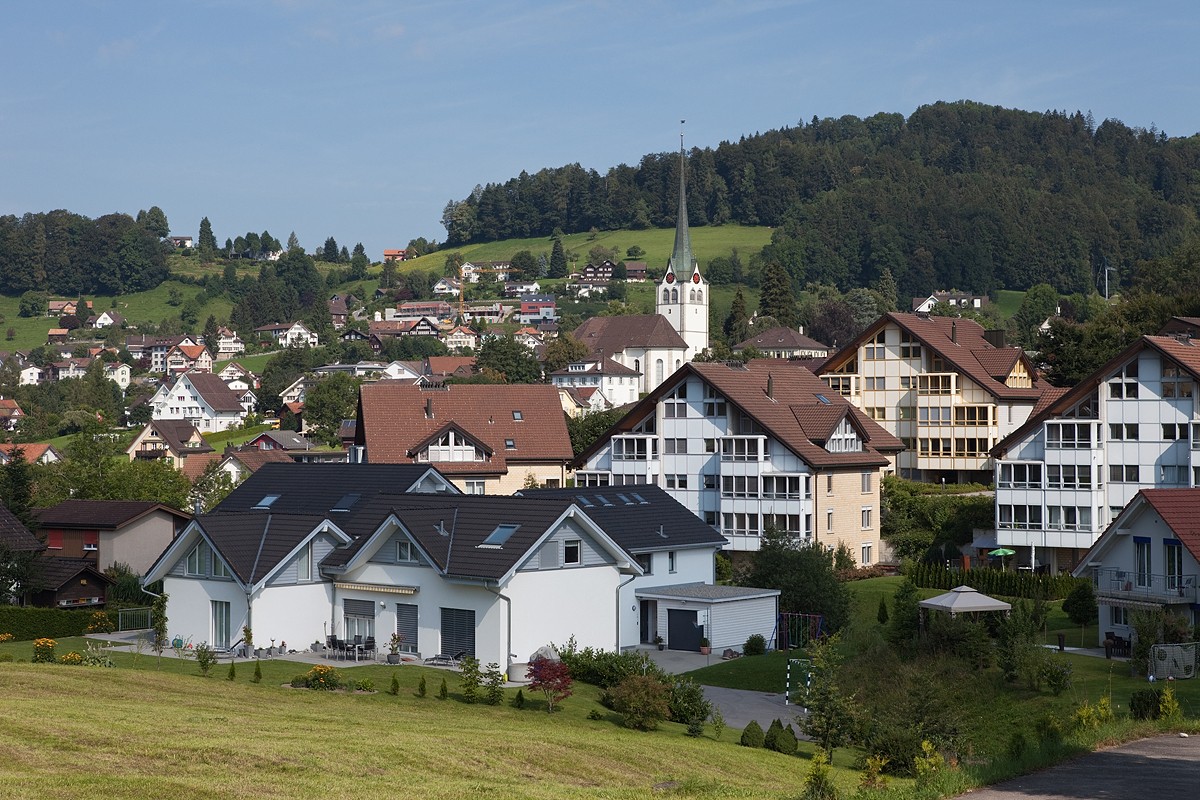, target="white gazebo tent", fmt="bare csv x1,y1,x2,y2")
918,585,1012,618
